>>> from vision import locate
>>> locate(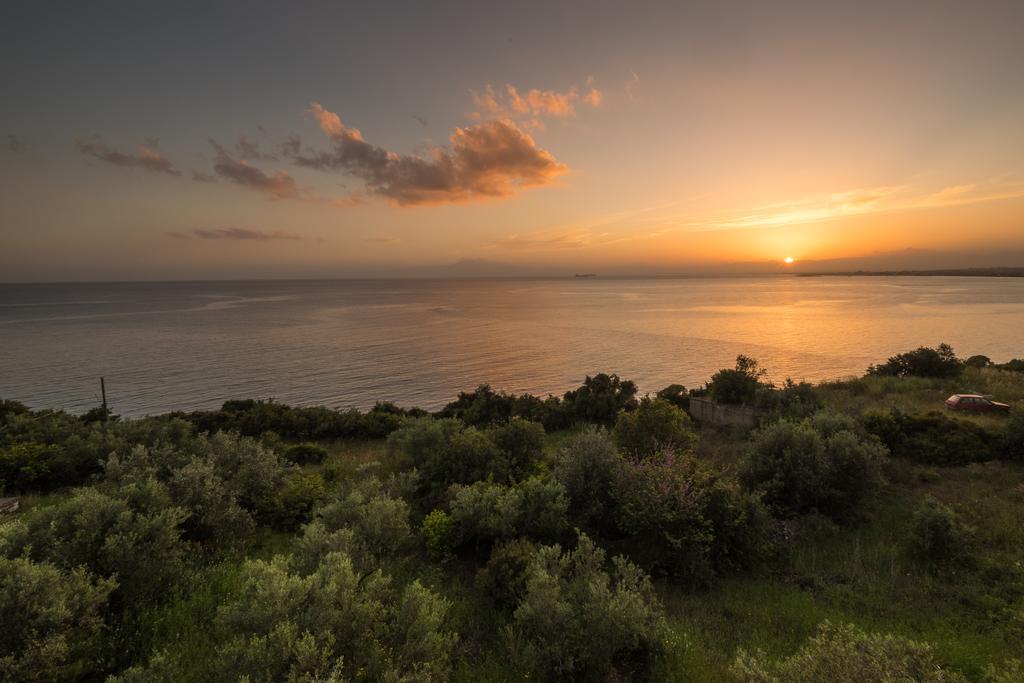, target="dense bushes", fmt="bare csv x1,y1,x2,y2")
447,476,569,548
0,485,188,605
174,399,418,440
507,534,667,680
863,409,999,465
553,428,771,583
740,412,887,520
0,556,116,682
868,343,963,378
210,552,456,682
0,442,72,493
613,397,696,458
439,384,570,430
387,417,548,509
732,621,966,682
281,442,327,465
613,450,772,582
